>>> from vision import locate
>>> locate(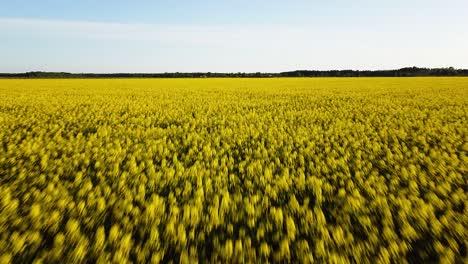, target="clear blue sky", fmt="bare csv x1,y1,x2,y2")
1,0,467,73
